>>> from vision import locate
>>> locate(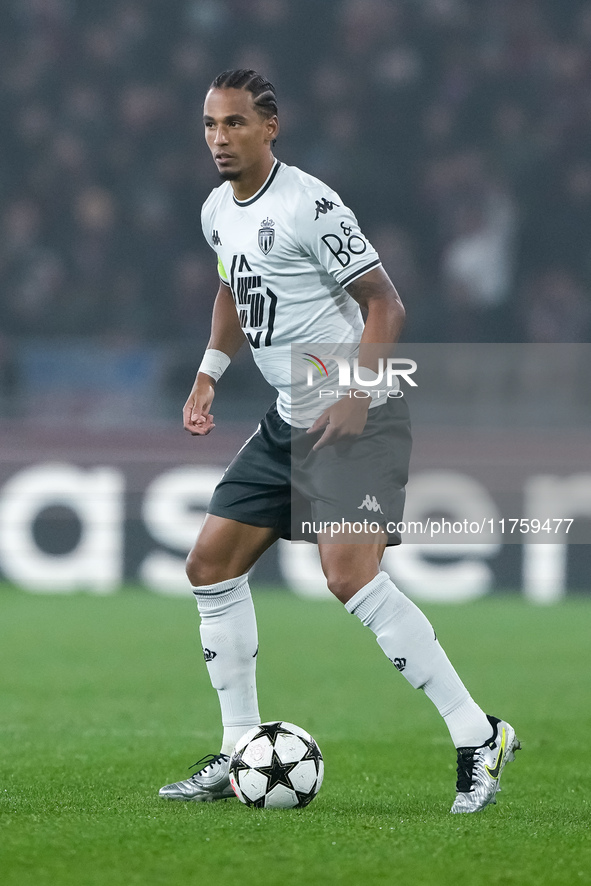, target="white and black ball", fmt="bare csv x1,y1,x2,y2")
229,721,324,809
